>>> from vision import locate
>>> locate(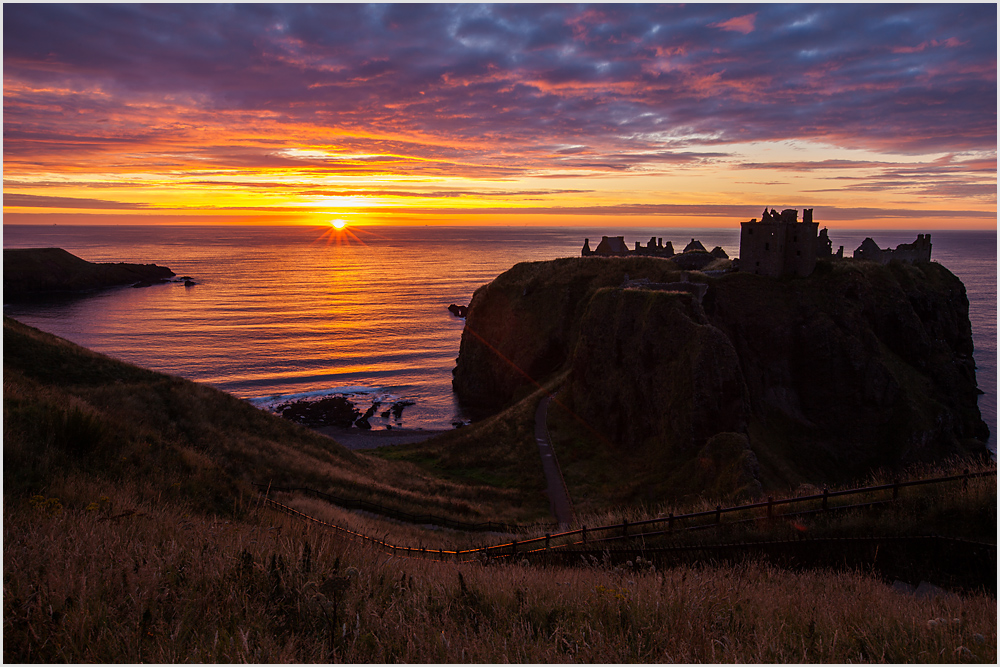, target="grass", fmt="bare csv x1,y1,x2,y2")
369,378,561,524
2,316,541,525
5,486,995,663
4,315,996,662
